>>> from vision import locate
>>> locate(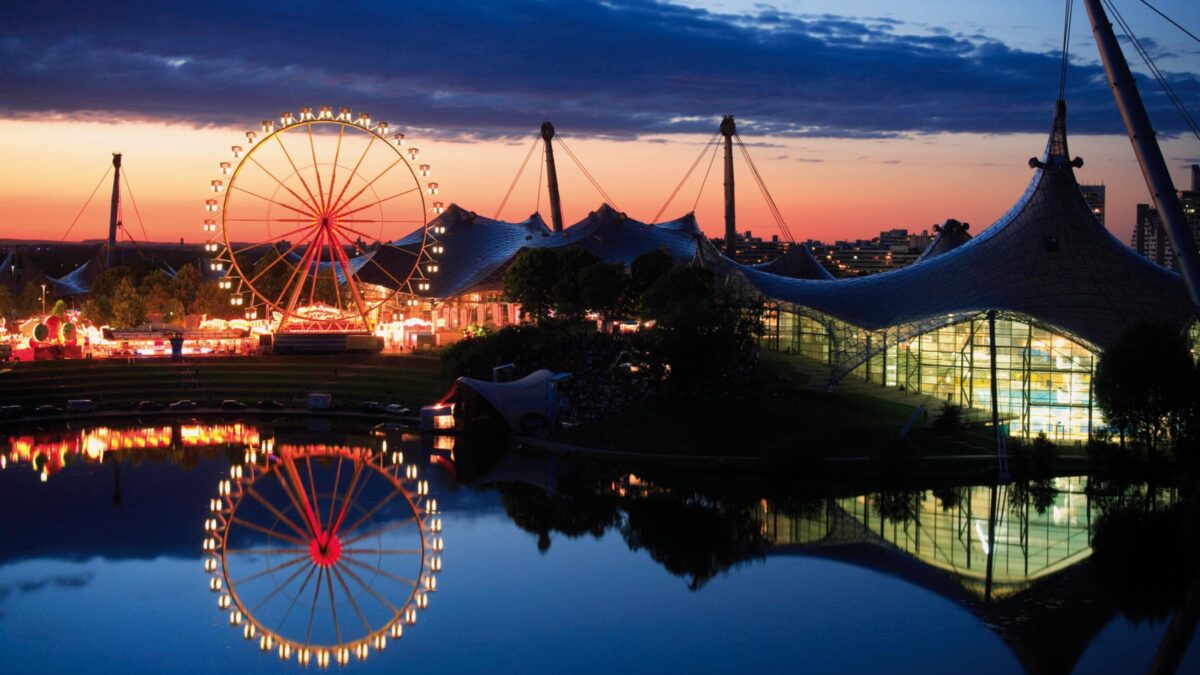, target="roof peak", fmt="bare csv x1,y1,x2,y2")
1029,99,1084,172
